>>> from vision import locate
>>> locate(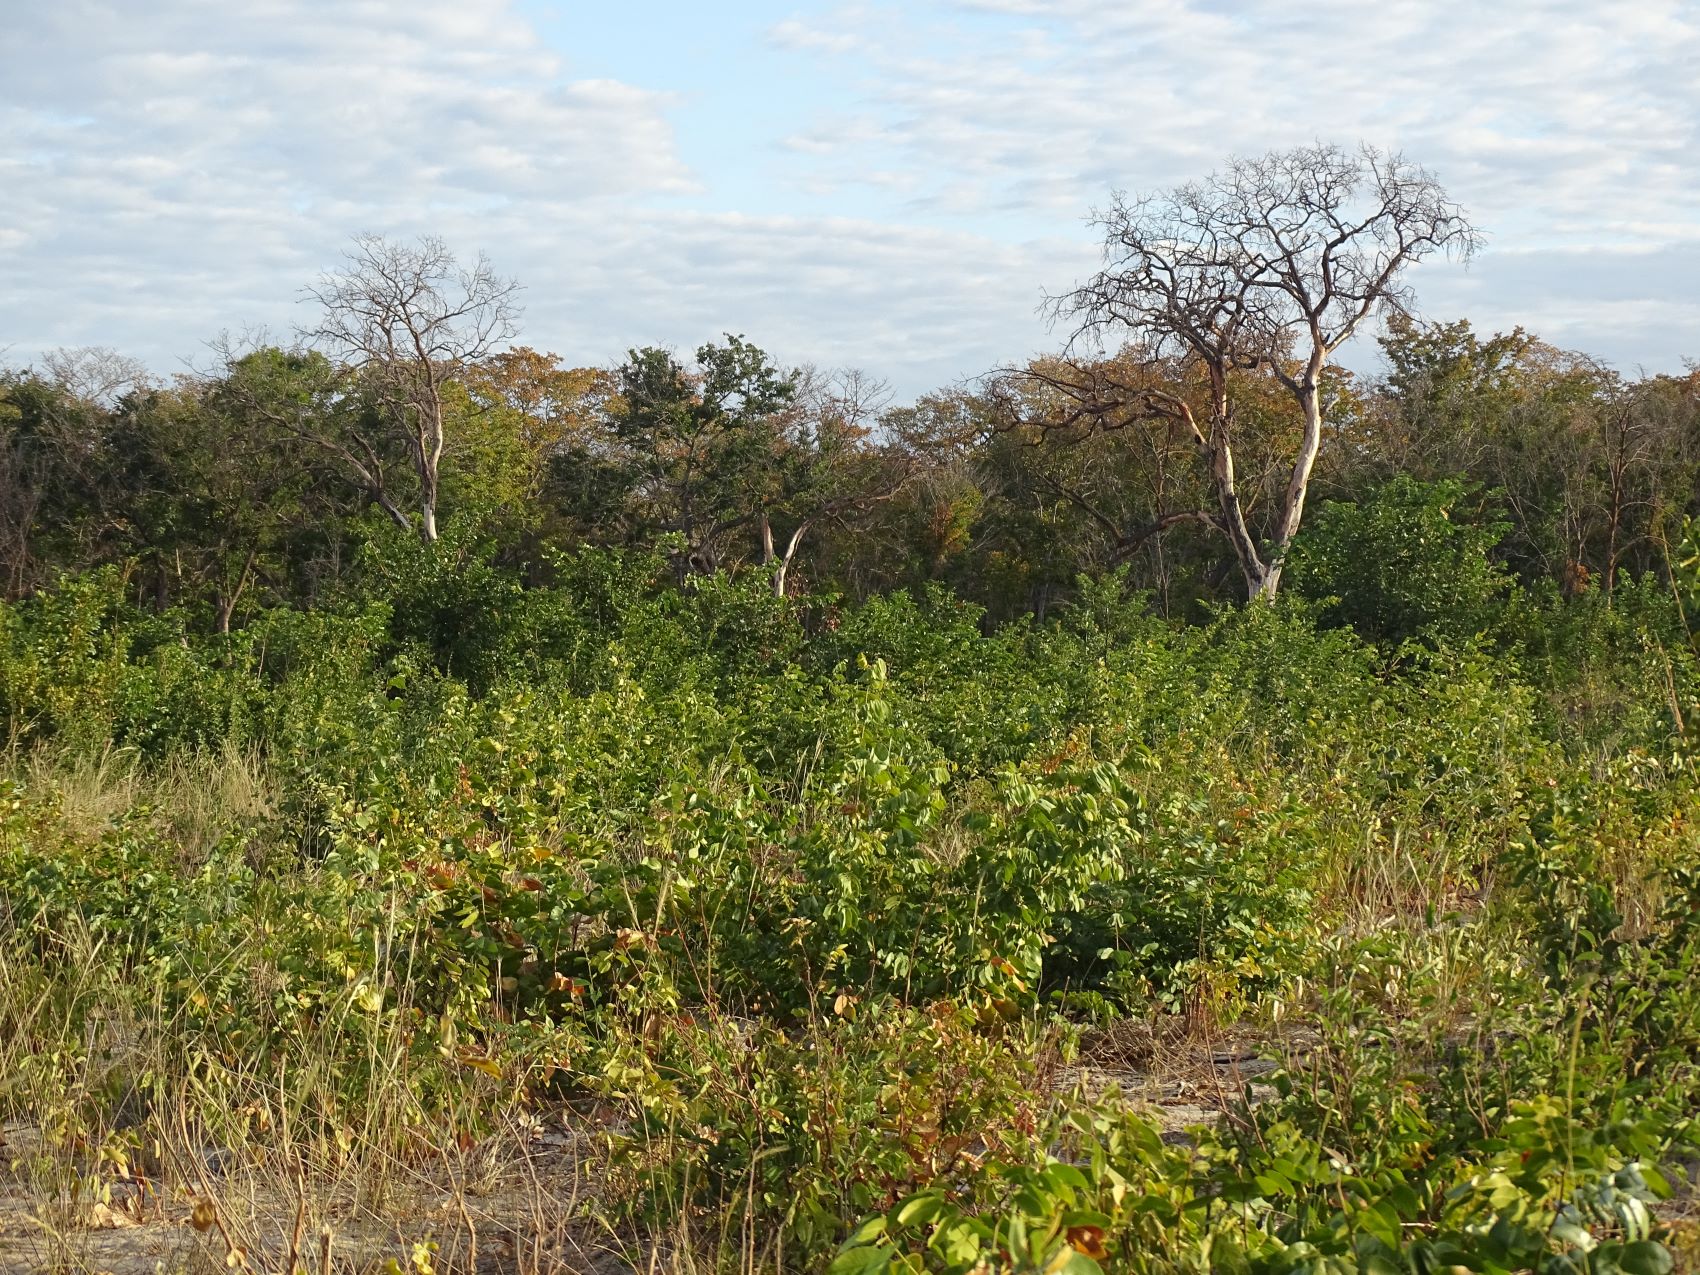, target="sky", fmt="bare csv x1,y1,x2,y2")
3,0,1697,399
